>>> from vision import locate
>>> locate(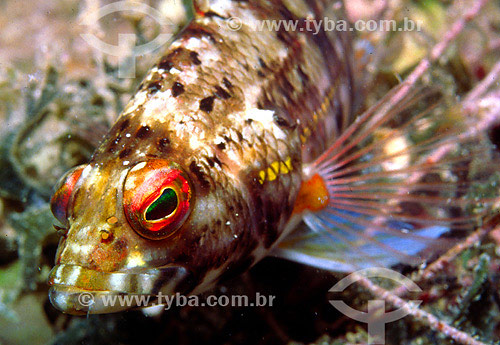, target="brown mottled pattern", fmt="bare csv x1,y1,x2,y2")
49,0,353,309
